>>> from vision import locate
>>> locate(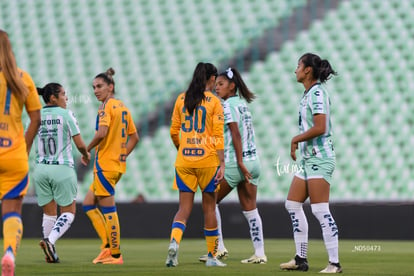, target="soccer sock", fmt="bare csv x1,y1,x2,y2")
83,205,108,249
48,212,75,245
311,203,339,263
42,214,57,239
285,200,308,259
204,227,219,258
215,204,226,251
170,221,186,245
101,206,121,257
2,212,23,256
243,208,265,257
